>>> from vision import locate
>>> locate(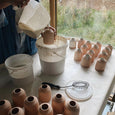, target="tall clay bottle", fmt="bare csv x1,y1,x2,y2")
78,38,85,48
0,100,12,115
86,41,92,50
12,88,26,107
38,103,53,115
52,93,65,114
81,44,88,55
69,38,76,49
64,100,80,115
38,84,51,103
87,50,95,63
24,96,39,115
8,107,24,115
92,44,99,57
74,48,83,61
96,42,101,53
